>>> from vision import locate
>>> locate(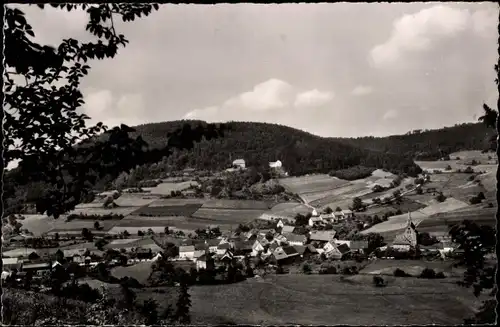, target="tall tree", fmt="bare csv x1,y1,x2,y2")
174,280,191,324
